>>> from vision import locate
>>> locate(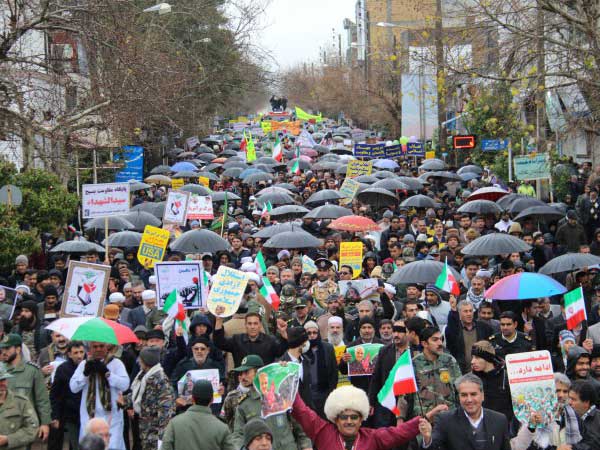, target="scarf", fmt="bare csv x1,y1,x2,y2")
86,356,113,417
466,288,485,309
307,335,328,390
131,364,163,414
534,404,582,447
